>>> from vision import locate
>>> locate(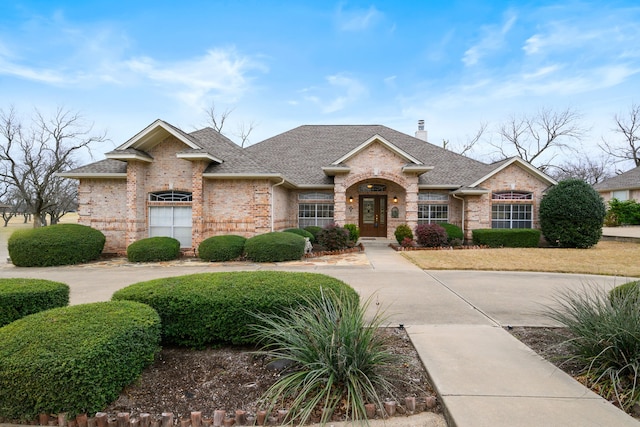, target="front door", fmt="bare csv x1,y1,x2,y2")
359,195,387,237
